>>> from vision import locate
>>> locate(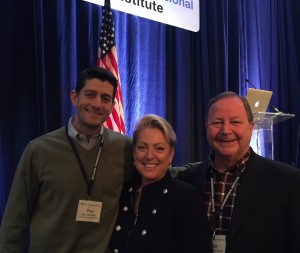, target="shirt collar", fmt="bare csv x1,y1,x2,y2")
208,148,251,174
67,117,103,149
